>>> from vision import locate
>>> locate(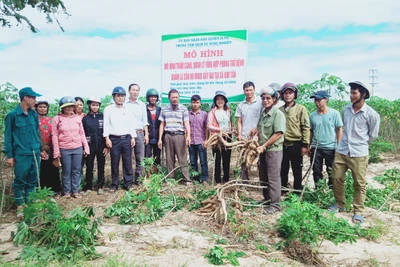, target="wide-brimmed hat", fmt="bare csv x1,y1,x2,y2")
213,90,228,104
349,81,371,99
59,96,77,109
